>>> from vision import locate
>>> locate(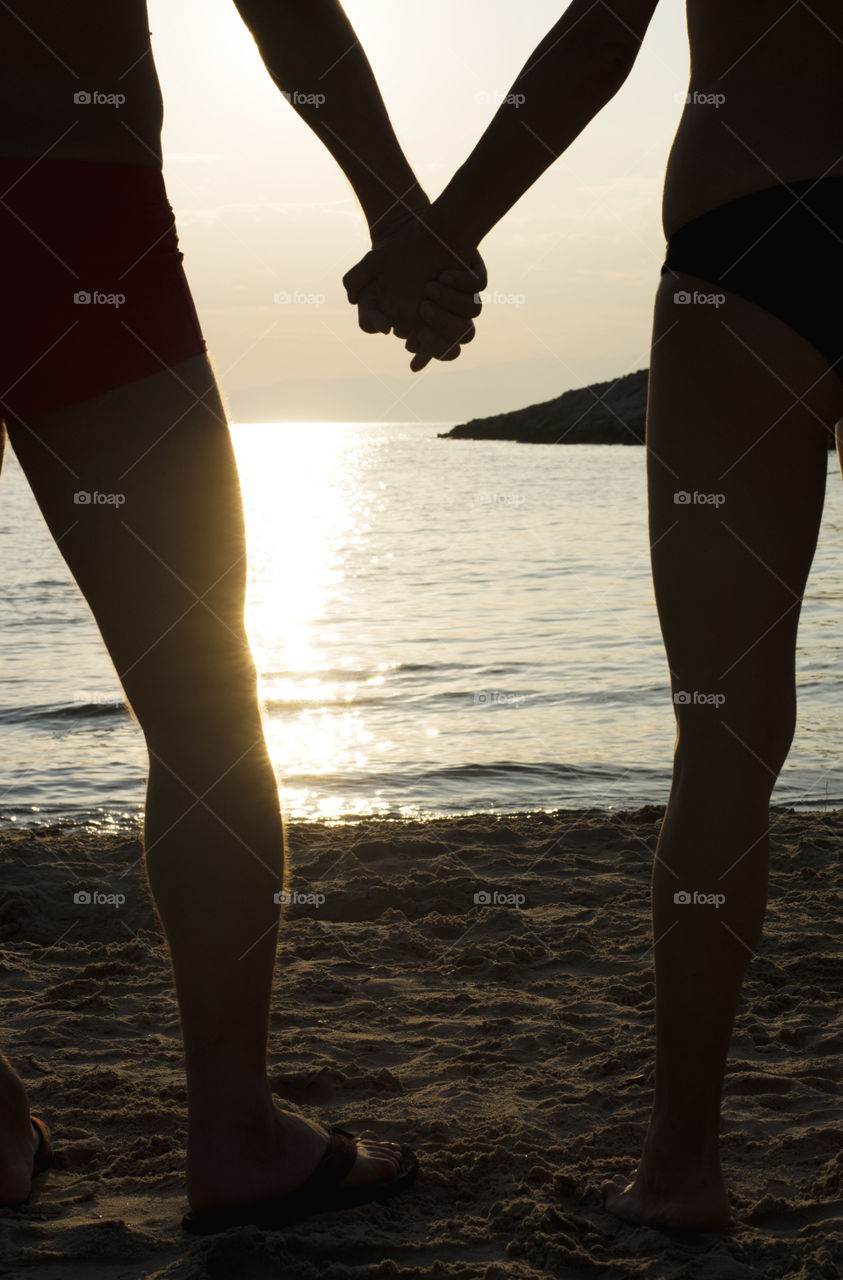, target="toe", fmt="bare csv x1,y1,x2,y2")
601,1175,630,1207
341,1133,404,1189
367,1143,402,1169
356,1132,402,1159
